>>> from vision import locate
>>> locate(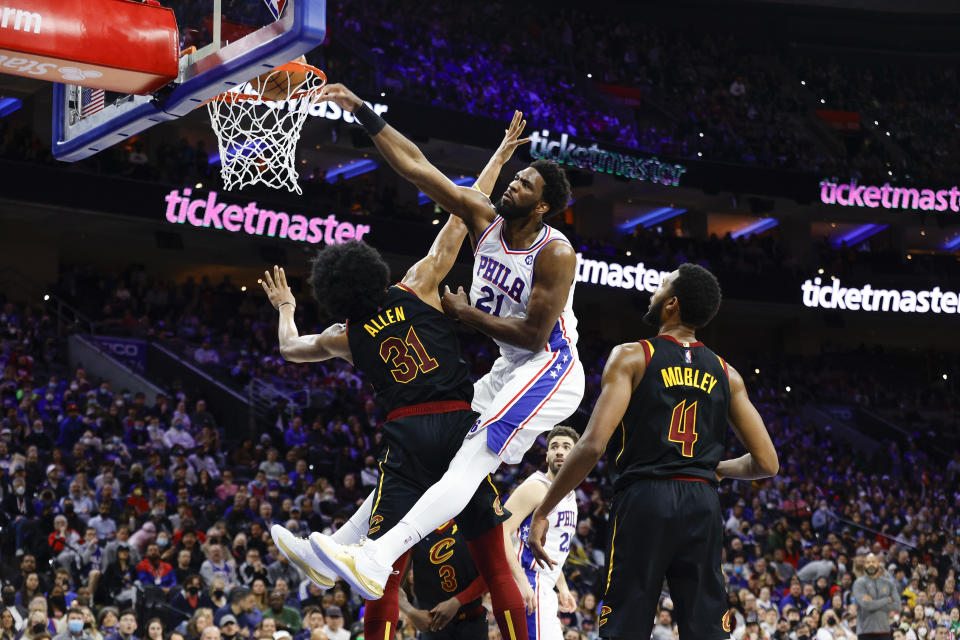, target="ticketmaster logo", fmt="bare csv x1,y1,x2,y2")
163,189,371,245
820,179,960,212
529,130,686,186
801,277,960,314
576,254,670,292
